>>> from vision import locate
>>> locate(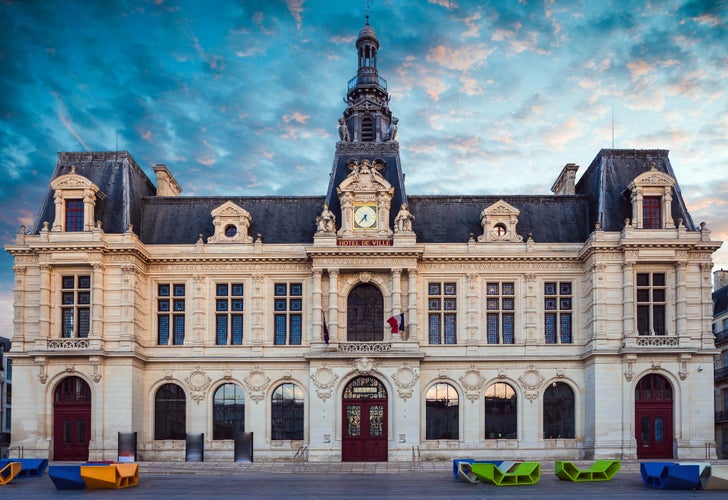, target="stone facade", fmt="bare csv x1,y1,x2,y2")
4,20,723,463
